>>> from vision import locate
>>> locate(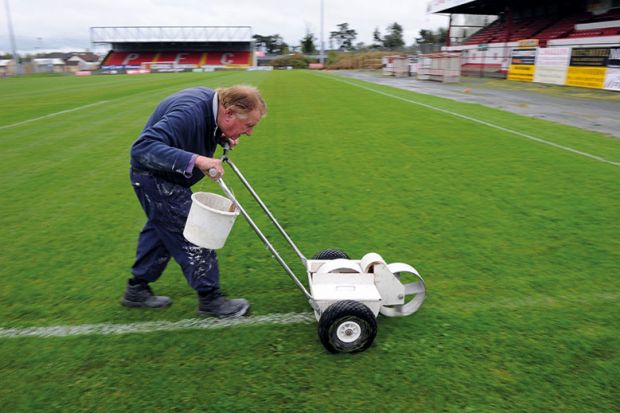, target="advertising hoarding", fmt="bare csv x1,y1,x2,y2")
604,48,620,92
533,47,571,85
566,48,610,89
507,48,537,82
